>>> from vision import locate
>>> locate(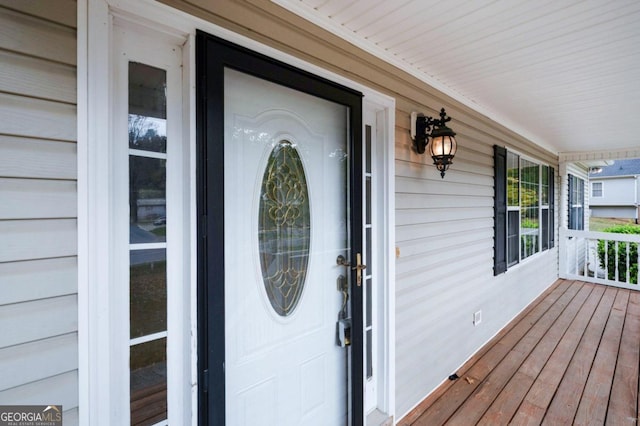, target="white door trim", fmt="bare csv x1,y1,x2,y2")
363,99,396,422
78,0,395,424
80,1,194,424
